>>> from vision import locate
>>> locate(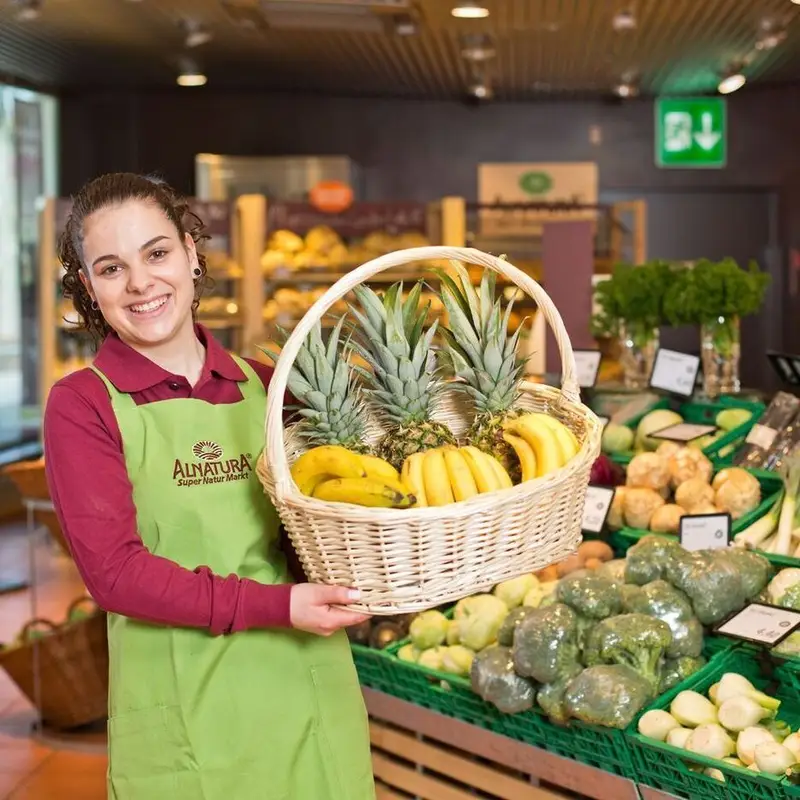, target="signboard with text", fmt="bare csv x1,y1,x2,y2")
655,97,727,169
